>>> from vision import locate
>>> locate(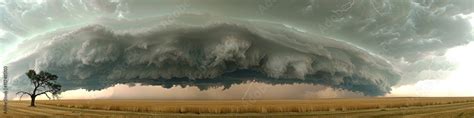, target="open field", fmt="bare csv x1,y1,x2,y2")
0,97,473,117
